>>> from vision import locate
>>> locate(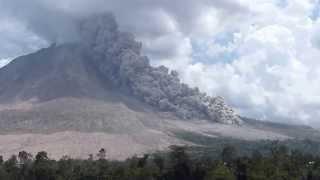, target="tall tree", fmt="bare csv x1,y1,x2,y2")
97,148,106,160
